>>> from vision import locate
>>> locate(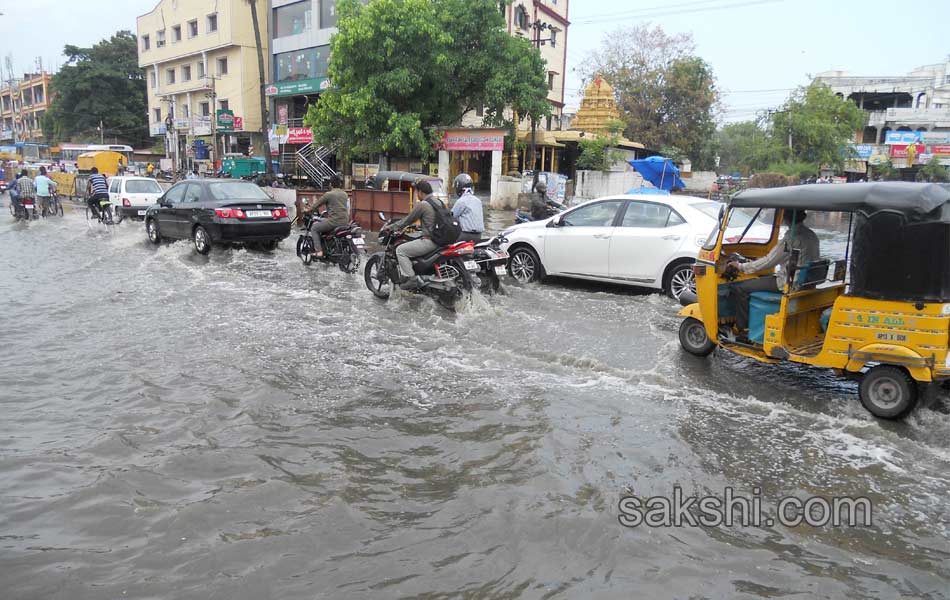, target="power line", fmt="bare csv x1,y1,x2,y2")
572,0,783,26
572,0,744,20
